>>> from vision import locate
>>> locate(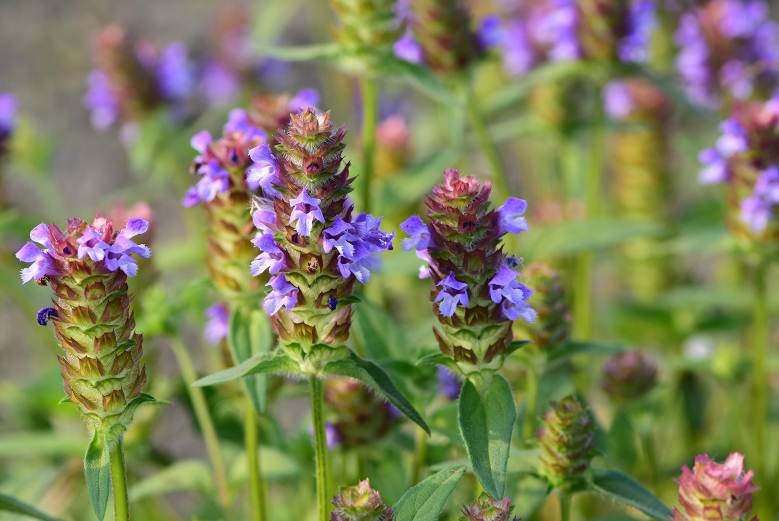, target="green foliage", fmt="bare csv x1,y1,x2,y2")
228,307,274,413
590,469,673,521
0,492,60,521
392,465,466,521
84,433,111,521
